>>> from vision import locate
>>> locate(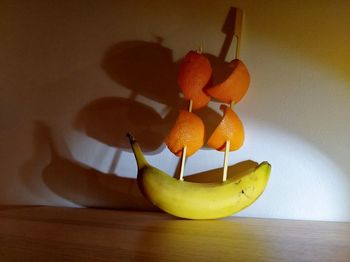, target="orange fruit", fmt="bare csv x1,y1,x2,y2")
207,105,244,151
206,59,250,104
165,110,204,156
178,51,212,109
